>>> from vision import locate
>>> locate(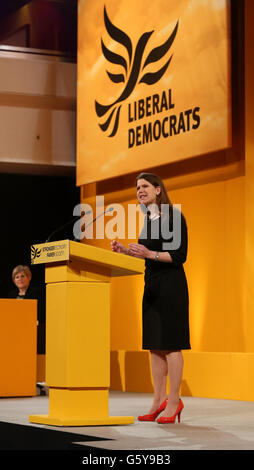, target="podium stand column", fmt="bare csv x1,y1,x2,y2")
29,262,134,426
